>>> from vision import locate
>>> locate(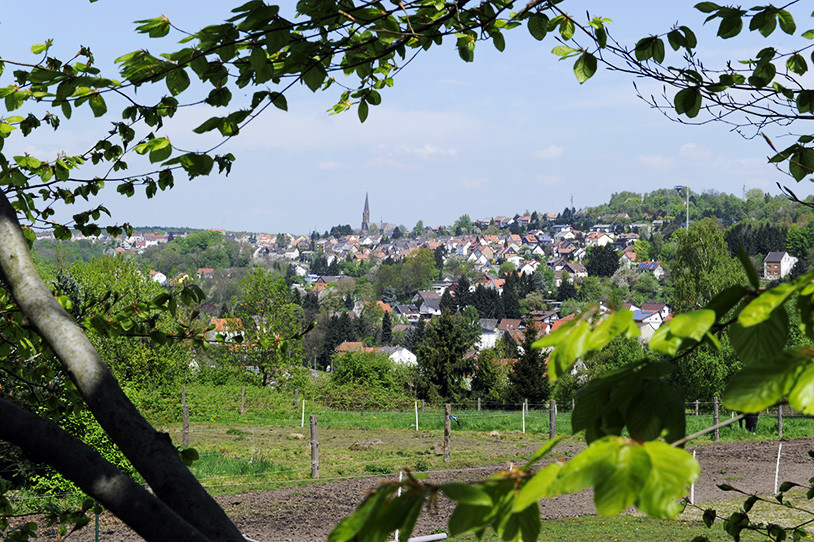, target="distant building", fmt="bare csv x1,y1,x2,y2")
361,192,370,233
764,251,797,280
